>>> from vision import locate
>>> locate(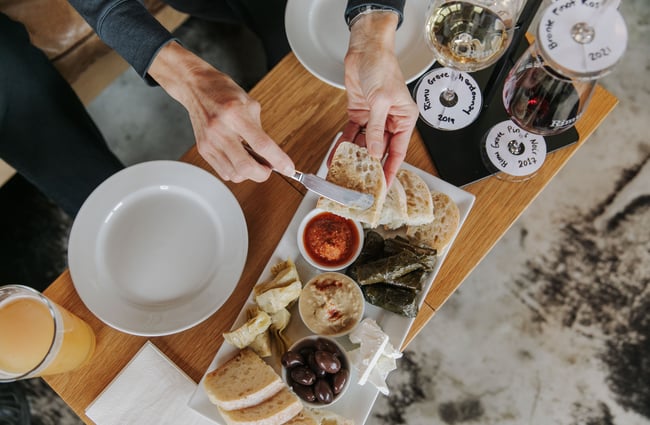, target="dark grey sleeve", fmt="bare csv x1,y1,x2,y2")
345,0,406,29
67,0,176,84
